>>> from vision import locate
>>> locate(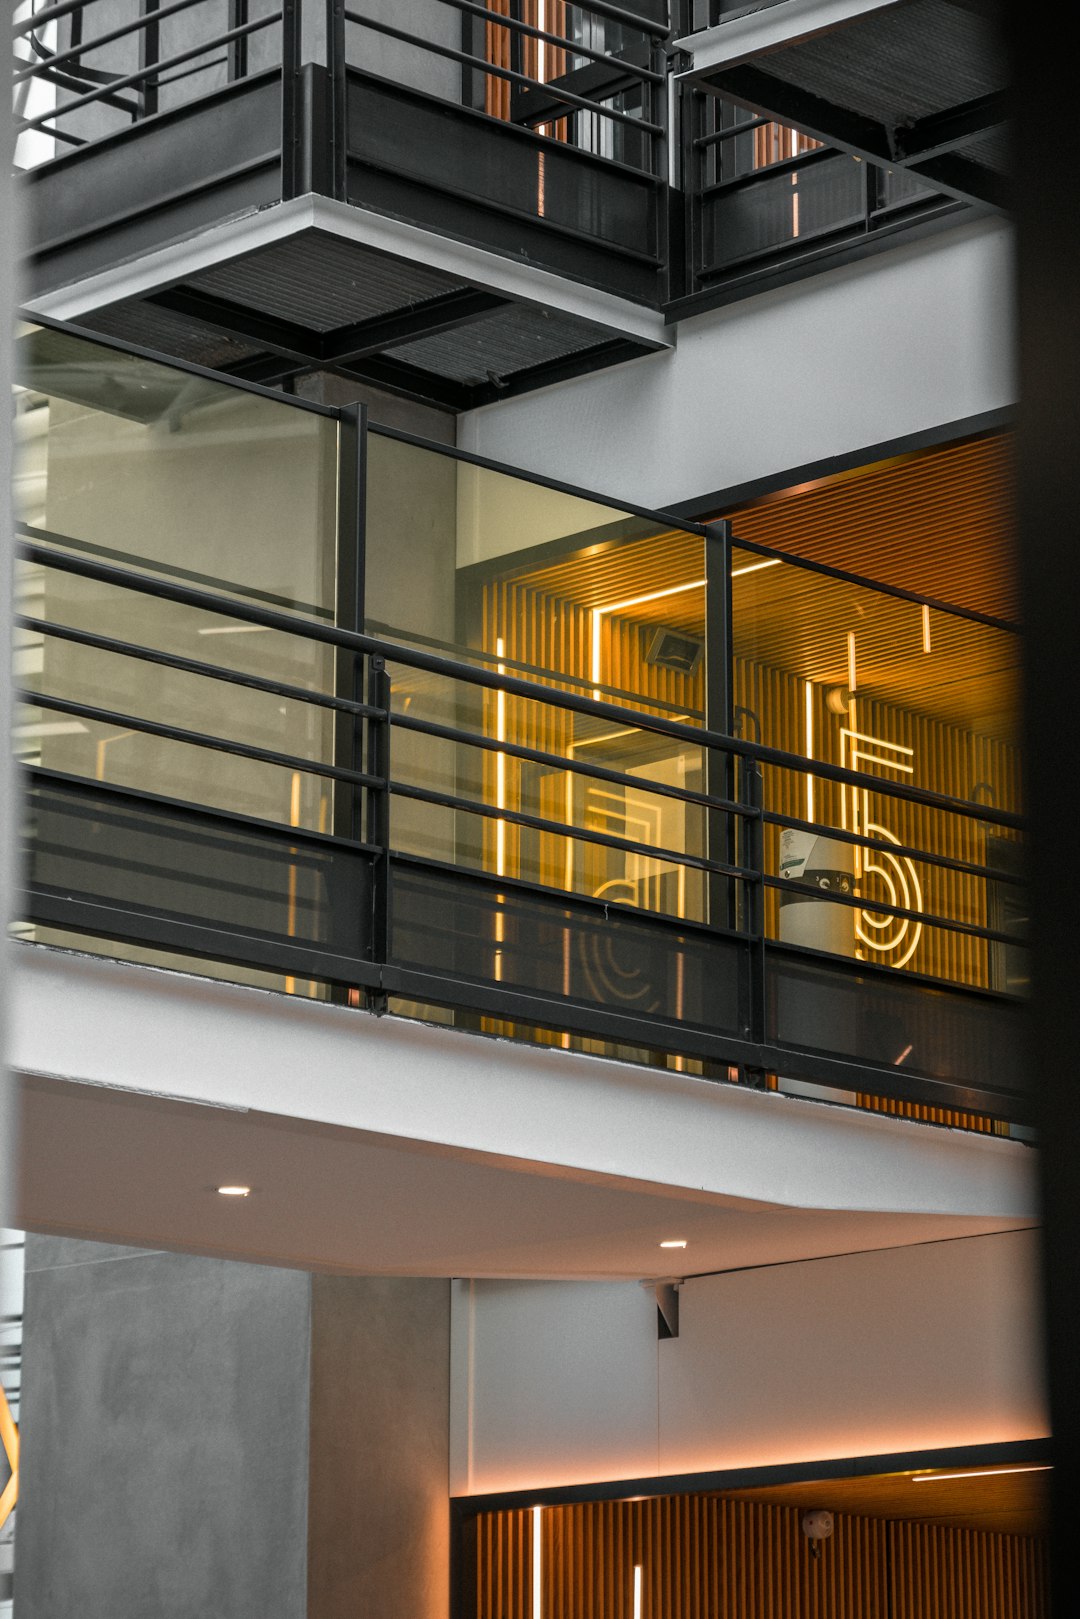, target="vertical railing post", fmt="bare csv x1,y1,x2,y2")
365,654,392,1009
704,518,734,932
280,0,302,197
333,403,373,998
742,757,769,1084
